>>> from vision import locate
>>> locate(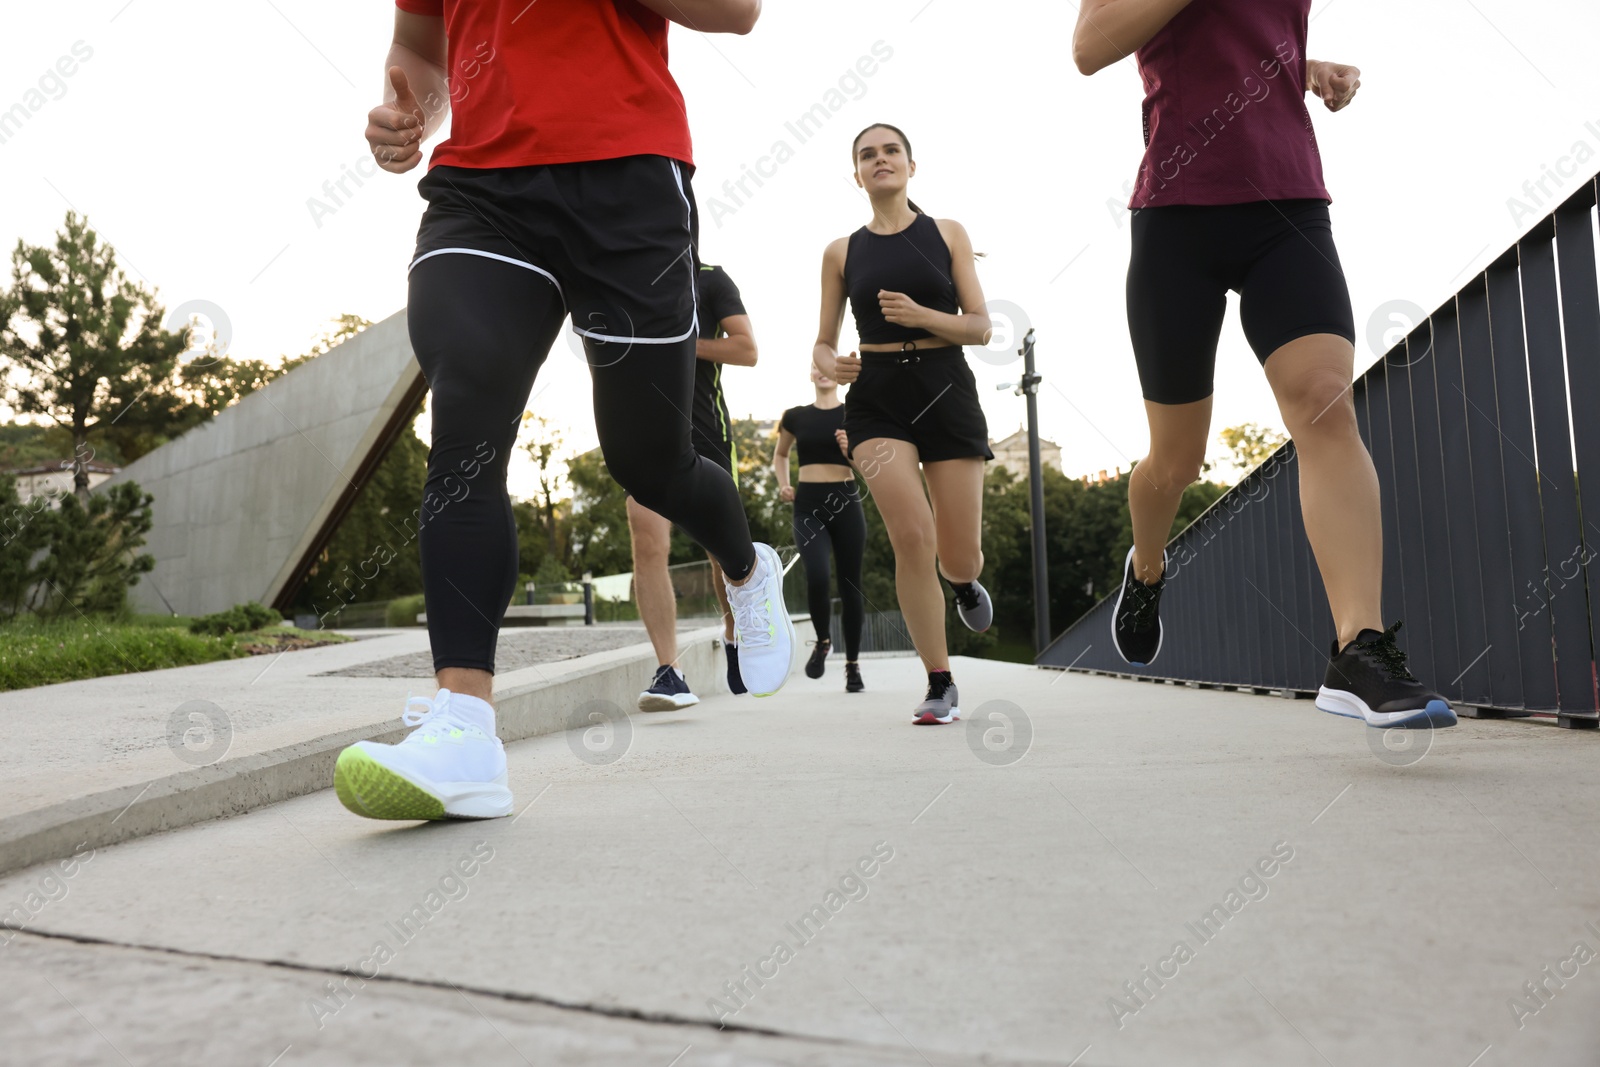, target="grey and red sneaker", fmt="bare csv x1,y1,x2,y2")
912,673,960,725
951,579,993,632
